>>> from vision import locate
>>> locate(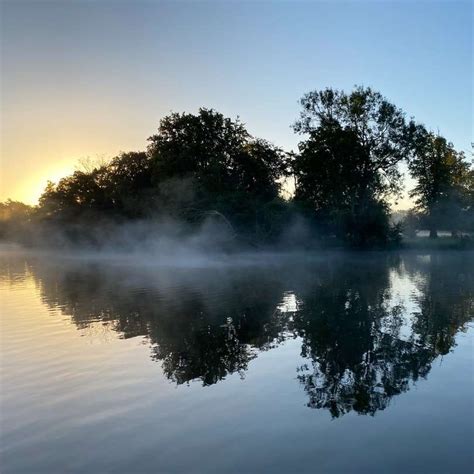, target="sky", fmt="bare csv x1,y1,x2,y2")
1,0,472,208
